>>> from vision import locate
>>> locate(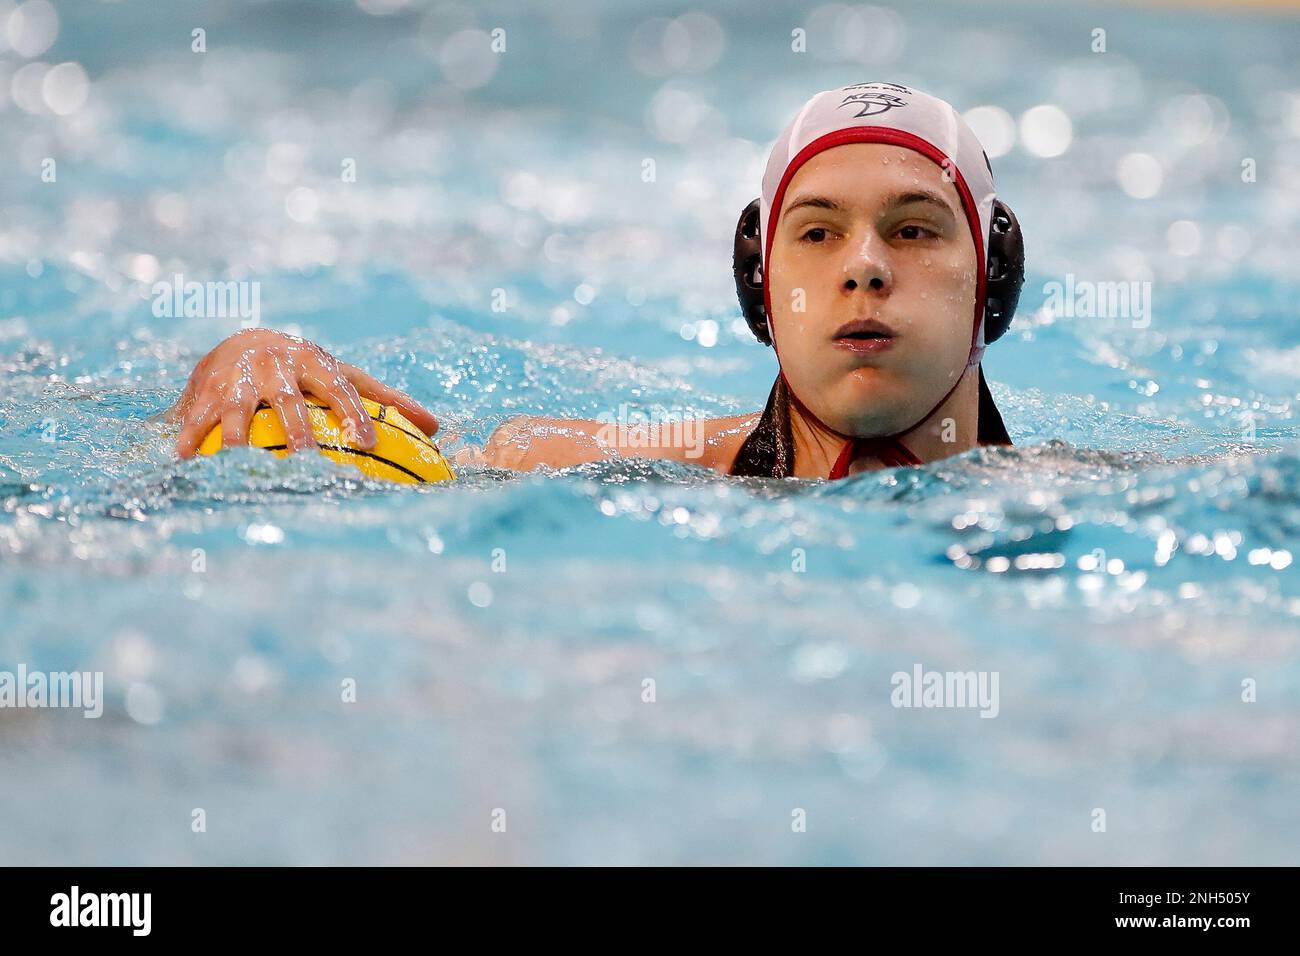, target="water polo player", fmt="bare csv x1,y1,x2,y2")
169,82,1025,481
